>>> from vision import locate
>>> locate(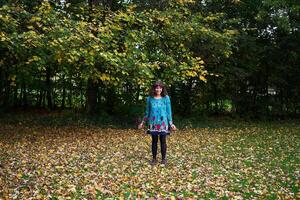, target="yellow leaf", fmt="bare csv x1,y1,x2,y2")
17,173,22,178
99,73,111,82
199,75,207,82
